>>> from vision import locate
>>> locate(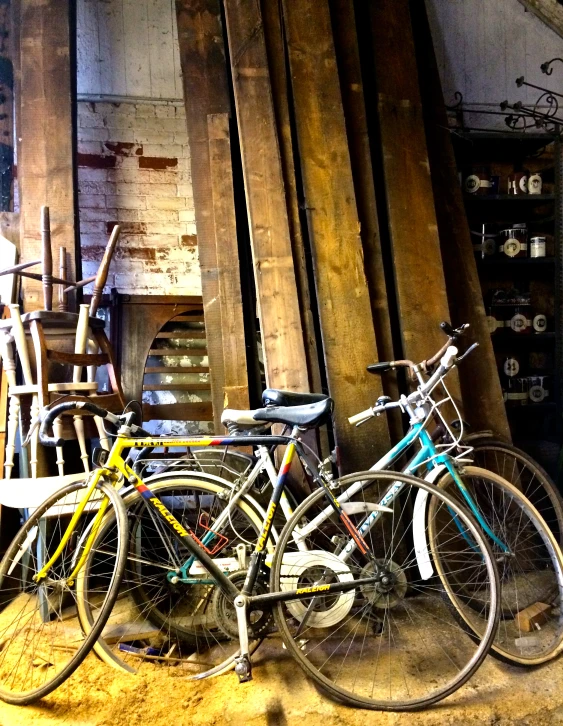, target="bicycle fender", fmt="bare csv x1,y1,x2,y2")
413,465,447,580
